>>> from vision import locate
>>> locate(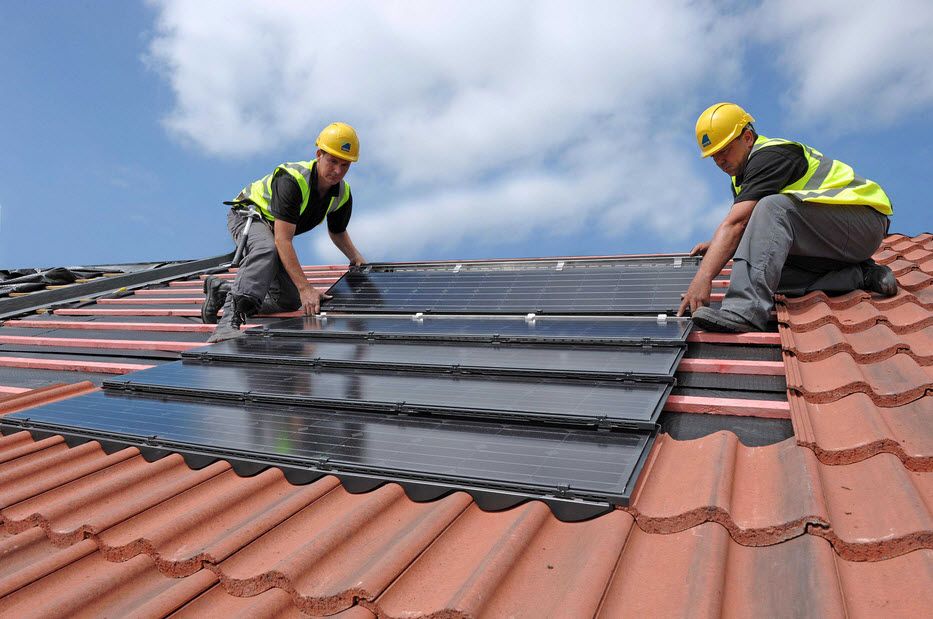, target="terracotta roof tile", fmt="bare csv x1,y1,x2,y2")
780,321,932,364
784,351,932,405
0,550,217,618
377,502,628,618
777,298,933,333
628,432,933,559
597,522,933,618
214,484,472,616
791,393,933,471
97,469,339,575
